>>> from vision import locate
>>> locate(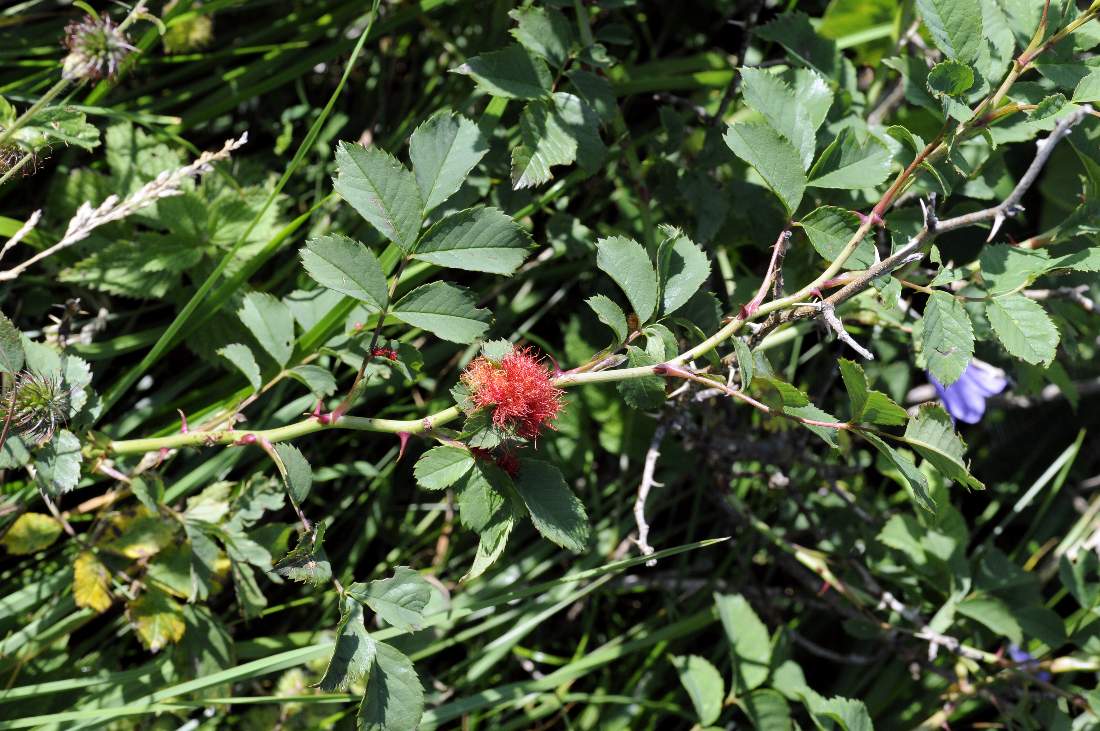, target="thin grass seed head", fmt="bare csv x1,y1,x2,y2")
1,370,71,445
461,346,564,441
62,14,136,81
